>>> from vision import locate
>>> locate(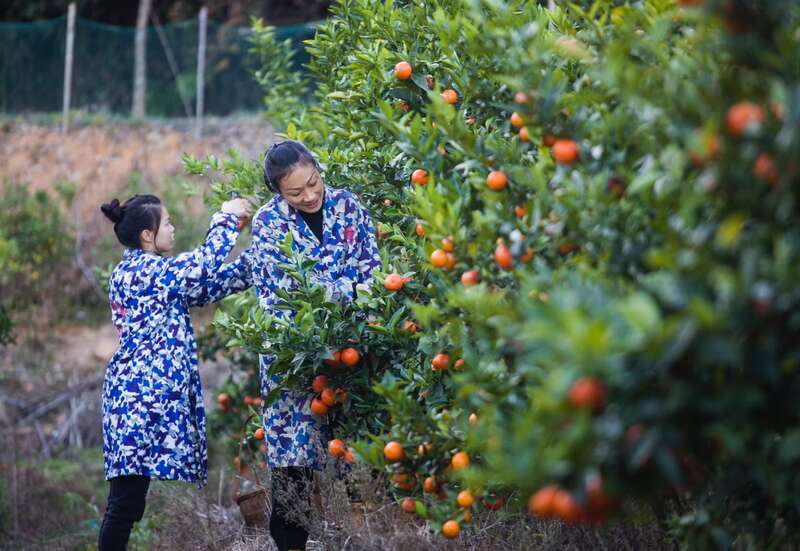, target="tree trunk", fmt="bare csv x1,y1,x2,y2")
132,0,151,117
